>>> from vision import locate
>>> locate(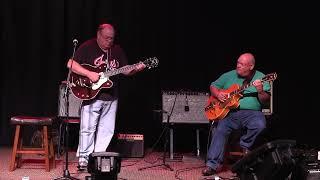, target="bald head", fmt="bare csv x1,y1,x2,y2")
96,23,115,51
97,24,114,33
238,53,255,66
236,53,255,77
